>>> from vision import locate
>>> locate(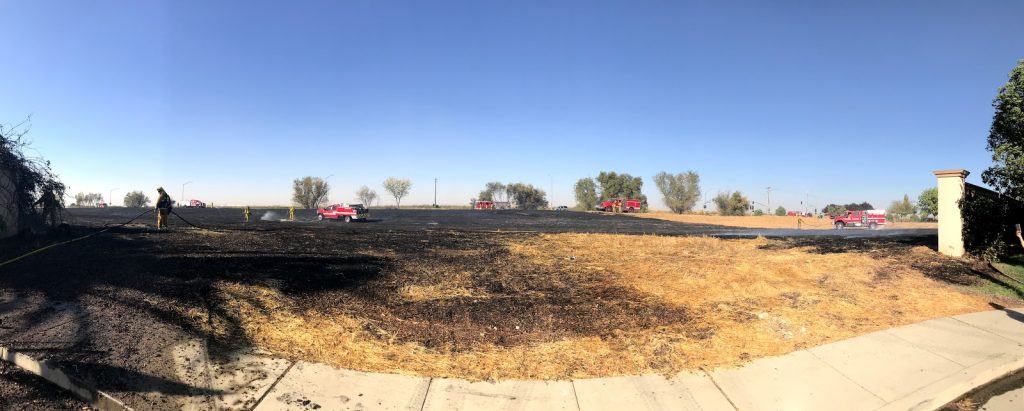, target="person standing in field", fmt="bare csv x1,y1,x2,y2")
155,187,172,229
288,206,295,221
33,185,61,227
244,206,251,223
